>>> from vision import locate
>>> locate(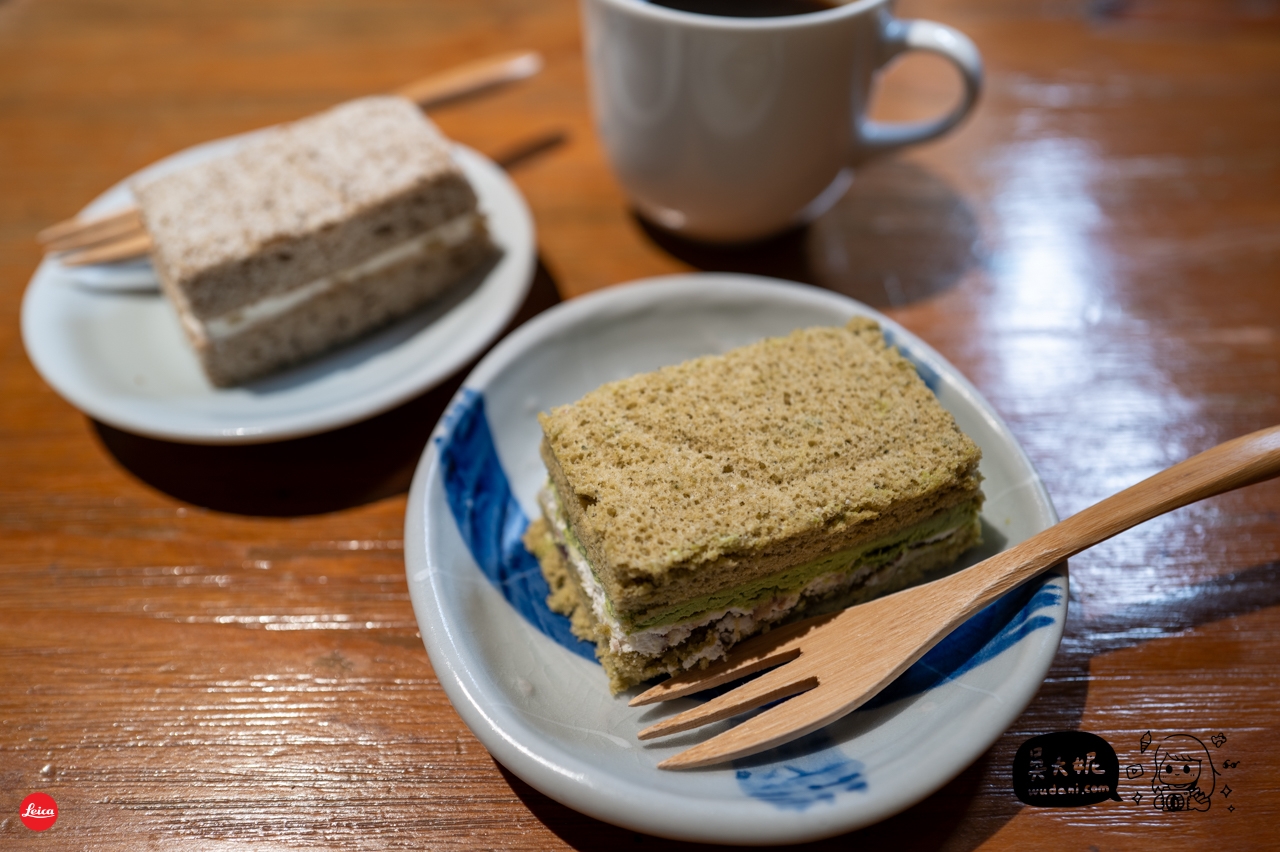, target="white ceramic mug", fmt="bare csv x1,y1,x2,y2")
580,0,982,242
